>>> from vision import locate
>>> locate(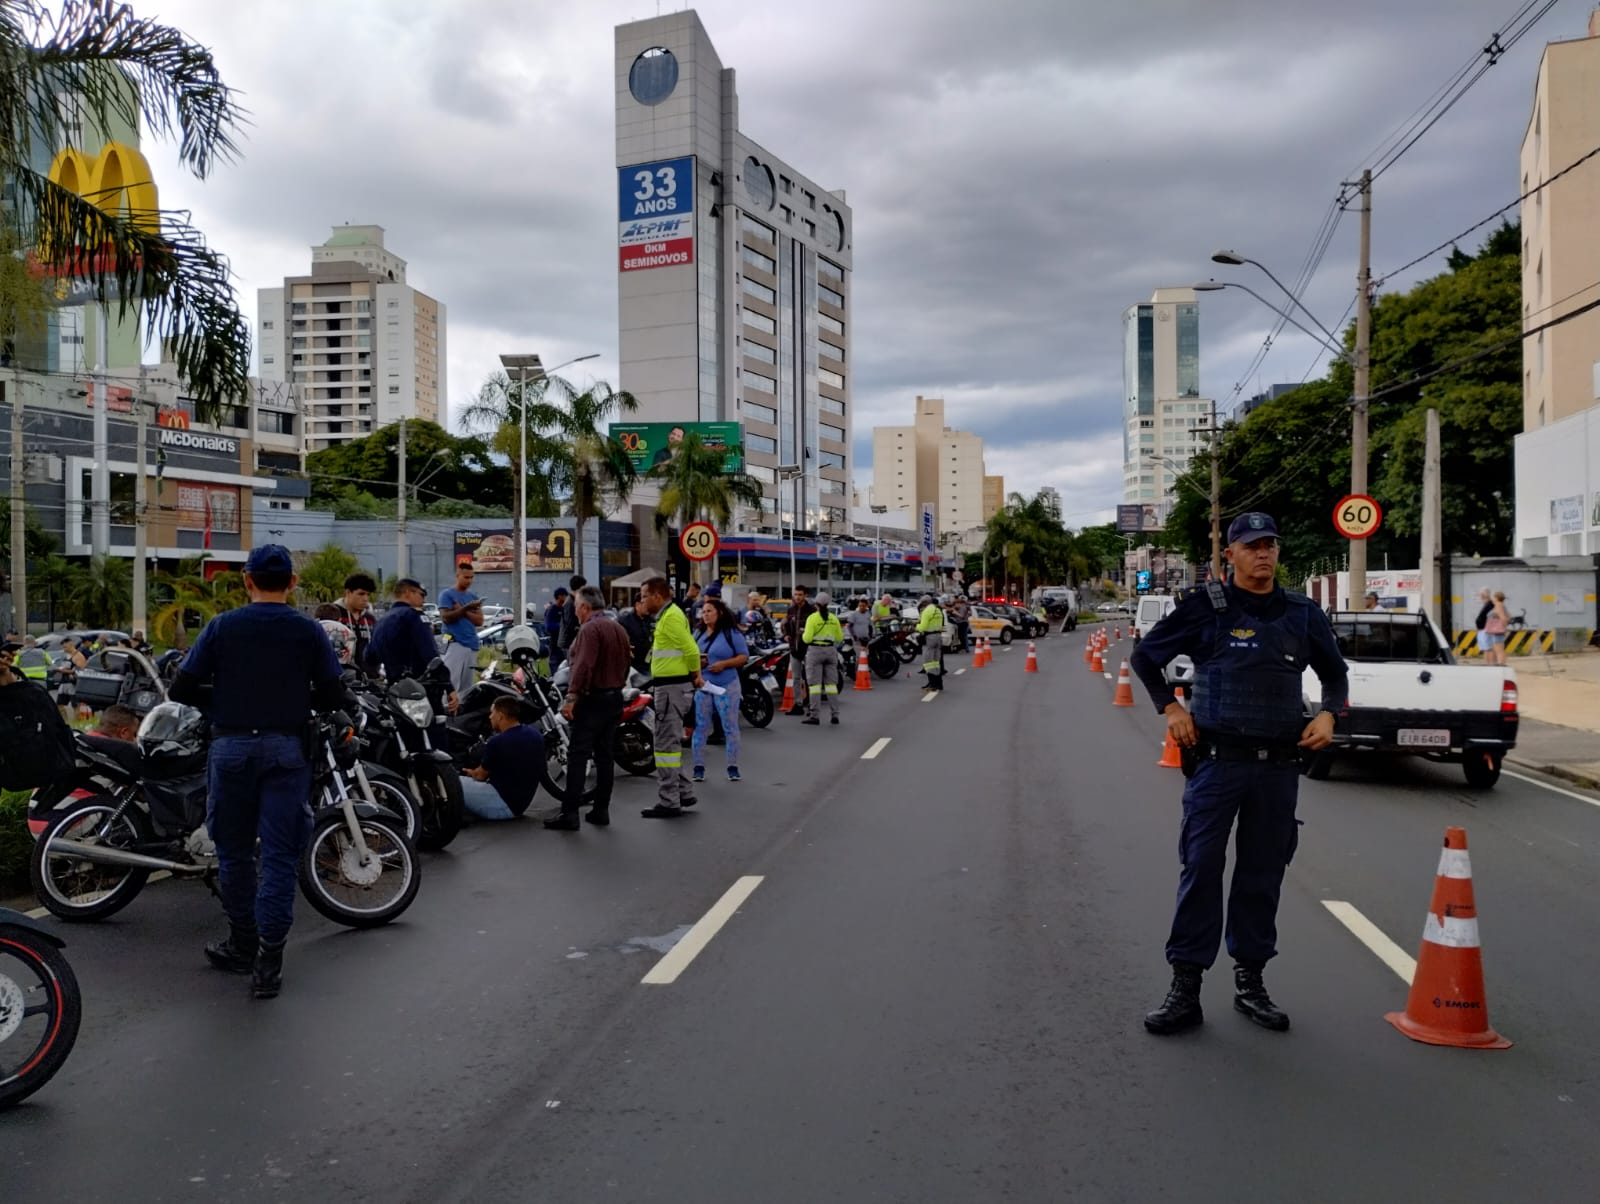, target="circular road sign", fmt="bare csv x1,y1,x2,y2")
1333,494,1383,540
679,521,720,562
